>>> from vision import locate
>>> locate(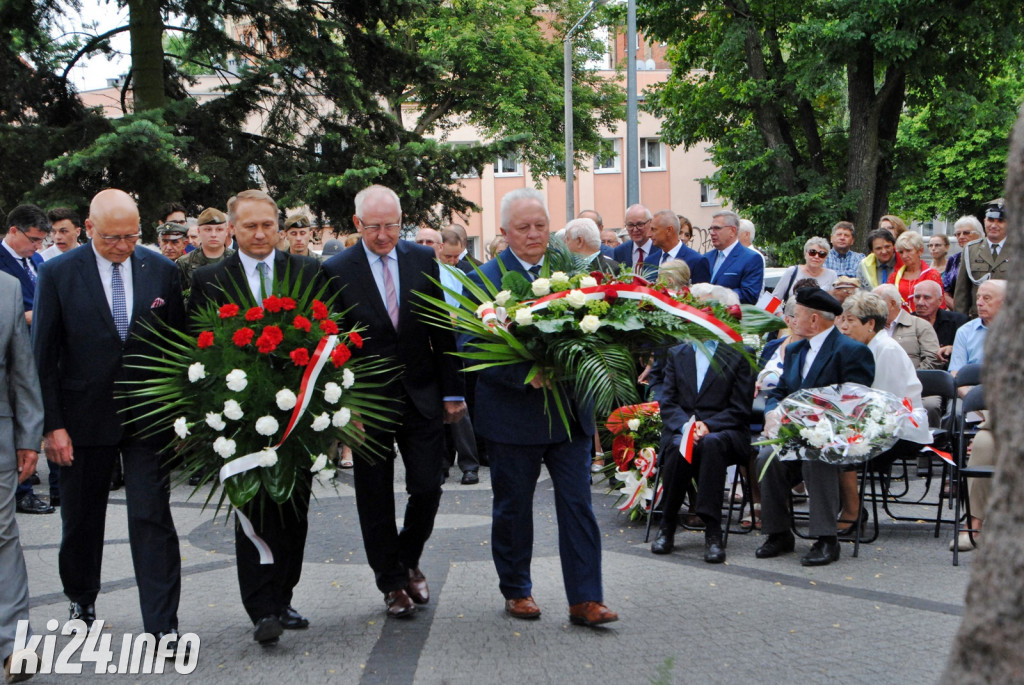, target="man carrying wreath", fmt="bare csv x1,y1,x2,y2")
190,190,323,645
